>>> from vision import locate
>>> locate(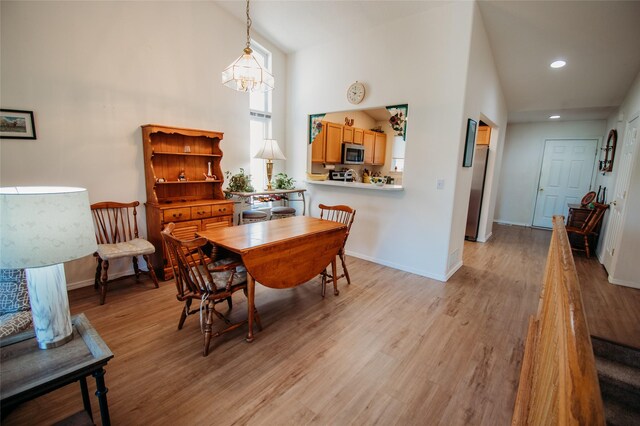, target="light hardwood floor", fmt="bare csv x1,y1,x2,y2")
4,225,639,425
